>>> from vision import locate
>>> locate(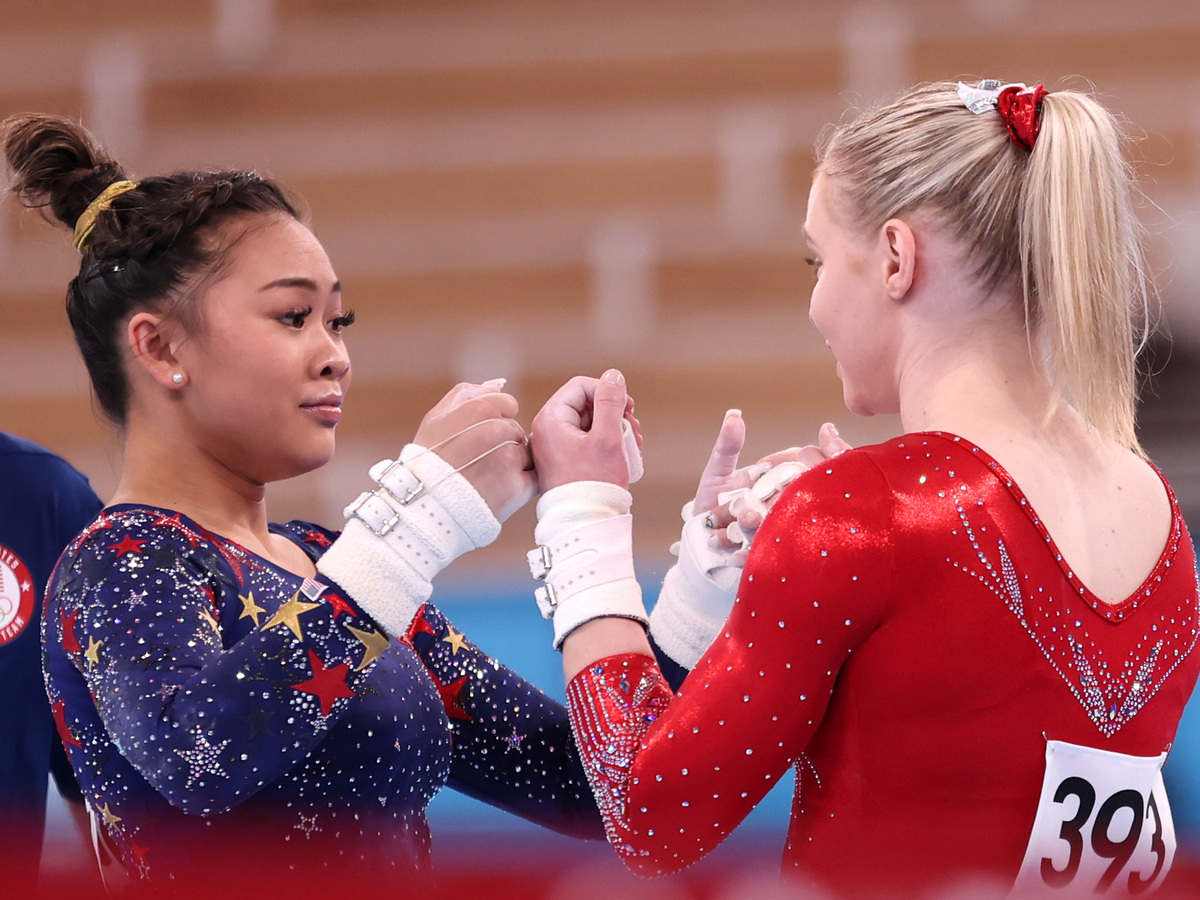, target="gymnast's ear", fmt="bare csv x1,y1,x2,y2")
126,311,186,390
880,217,916,302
